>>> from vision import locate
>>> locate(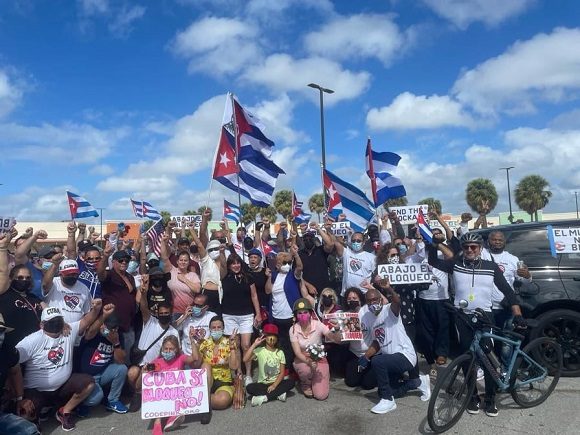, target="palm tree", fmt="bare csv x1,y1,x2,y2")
240,203,258,225
382,196,408,211
466,178,498,215
260,206,278,223
183,210,197,215
418,197,442,214
160,210,172,225
514,175,552,221
308,193,325,222
273,190,293,220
